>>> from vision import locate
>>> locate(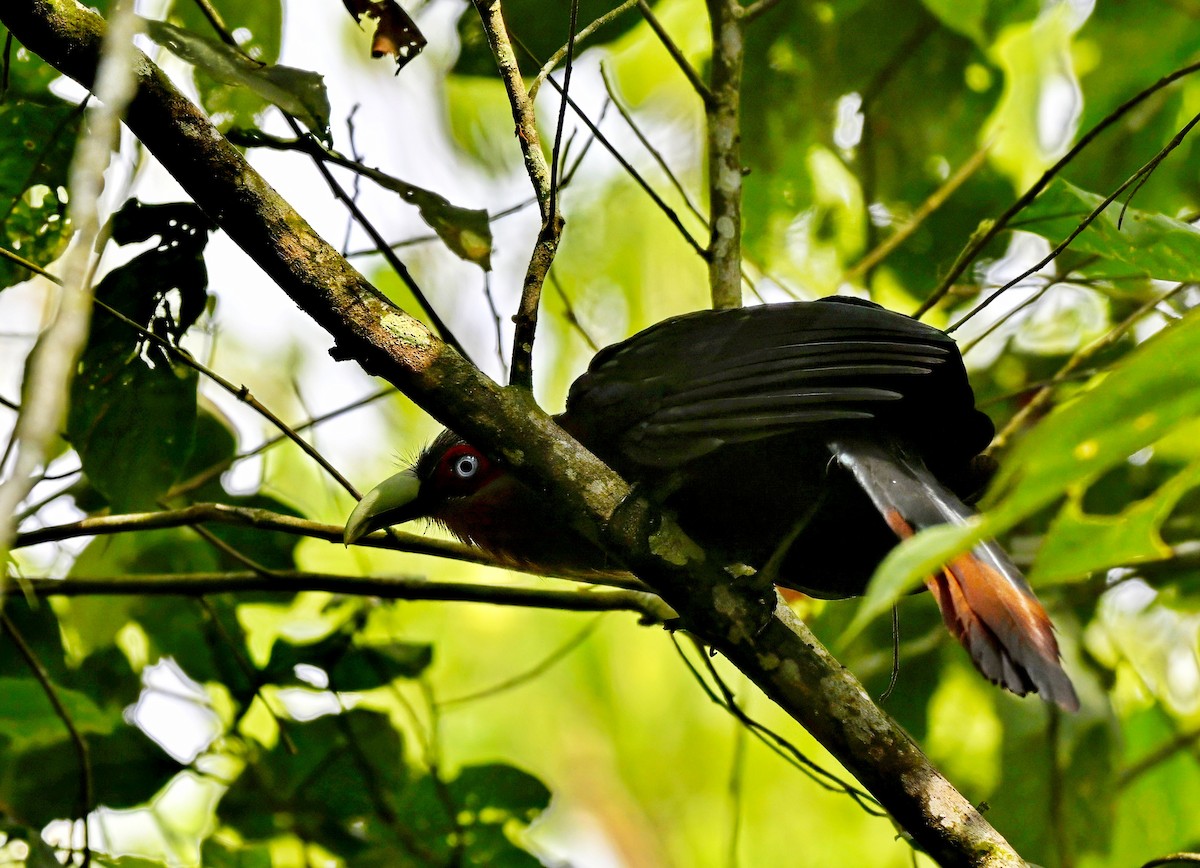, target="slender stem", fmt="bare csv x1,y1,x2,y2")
913,57,1200,319
637,0,711,104
2,611,94,866
471,0,562,389
704,0,744,309
20,570,675,619
846,141,990,283
529,0,638,100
